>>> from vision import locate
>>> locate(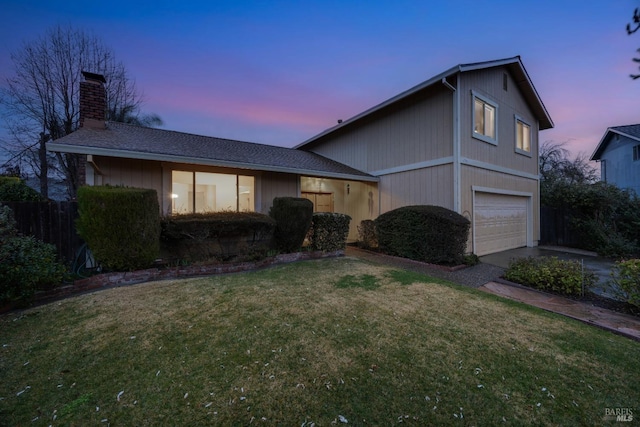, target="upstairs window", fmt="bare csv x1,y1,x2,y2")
634,144,640,161
171,171,254,214
472,92,498,145
515,116,531,155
